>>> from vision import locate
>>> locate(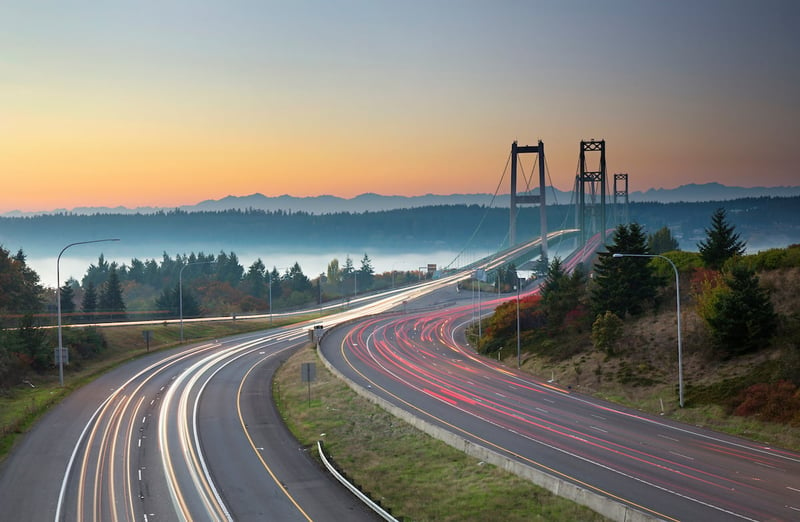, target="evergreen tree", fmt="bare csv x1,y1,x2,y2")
698,208,746,270
60,280,77,320
243,259,267,298
99,268,126,319
540,257,586,330
268,267,282,300
647,226,680,254
82,254,111,288
0,247,43,314
591,223,658,317
155,284,199,317
286,262,312,293
82,281,98,320
359,253,374,290
705,265,777,356
215,251,244,287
